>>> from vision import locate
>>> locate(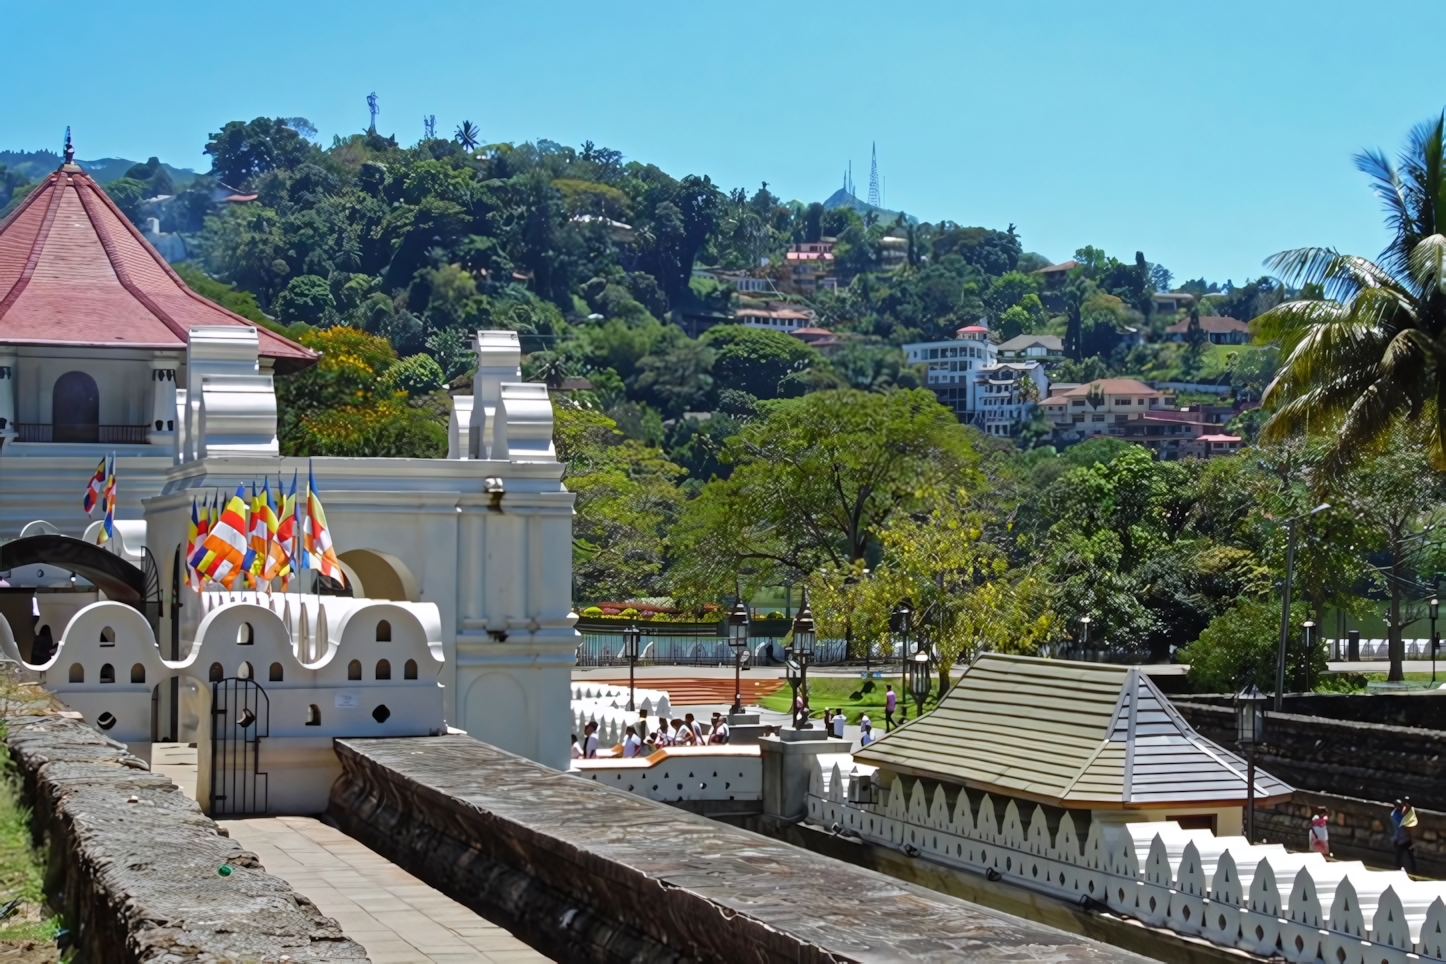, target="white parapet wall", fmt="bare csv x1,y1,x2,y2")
805,757,1446,964
572,746,762,807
